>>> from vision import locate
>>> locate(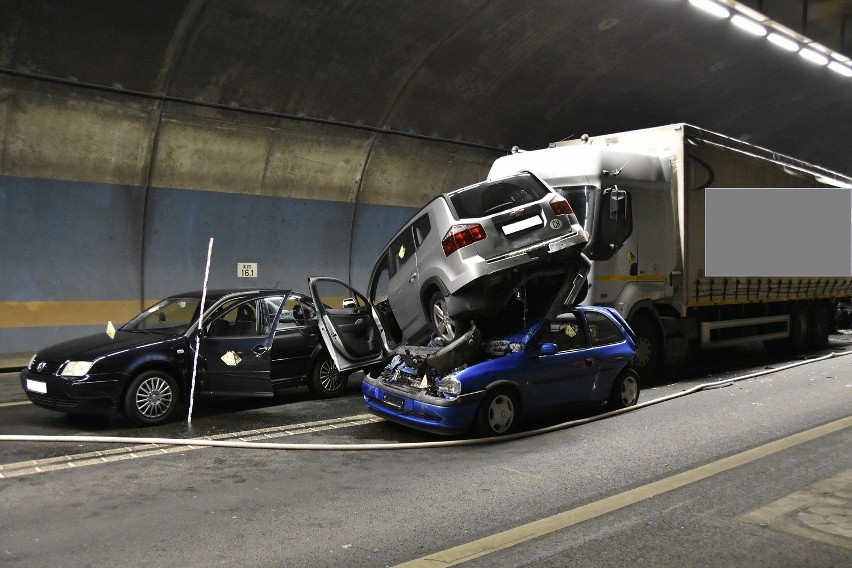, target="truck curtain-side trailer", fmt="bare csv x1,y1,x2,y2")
488,123,852,376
